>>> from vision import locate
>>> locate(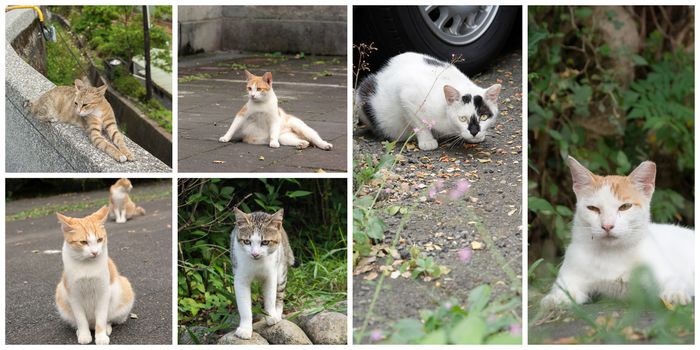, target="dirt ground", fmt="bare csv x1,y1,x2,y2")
352,48,523,341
